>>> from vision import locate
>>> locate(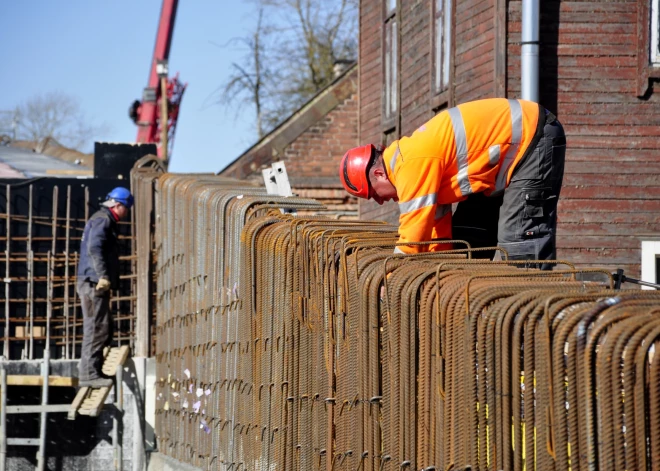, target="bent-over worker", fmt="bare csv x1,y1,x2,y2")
76,187,134,388
339,98,566,268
